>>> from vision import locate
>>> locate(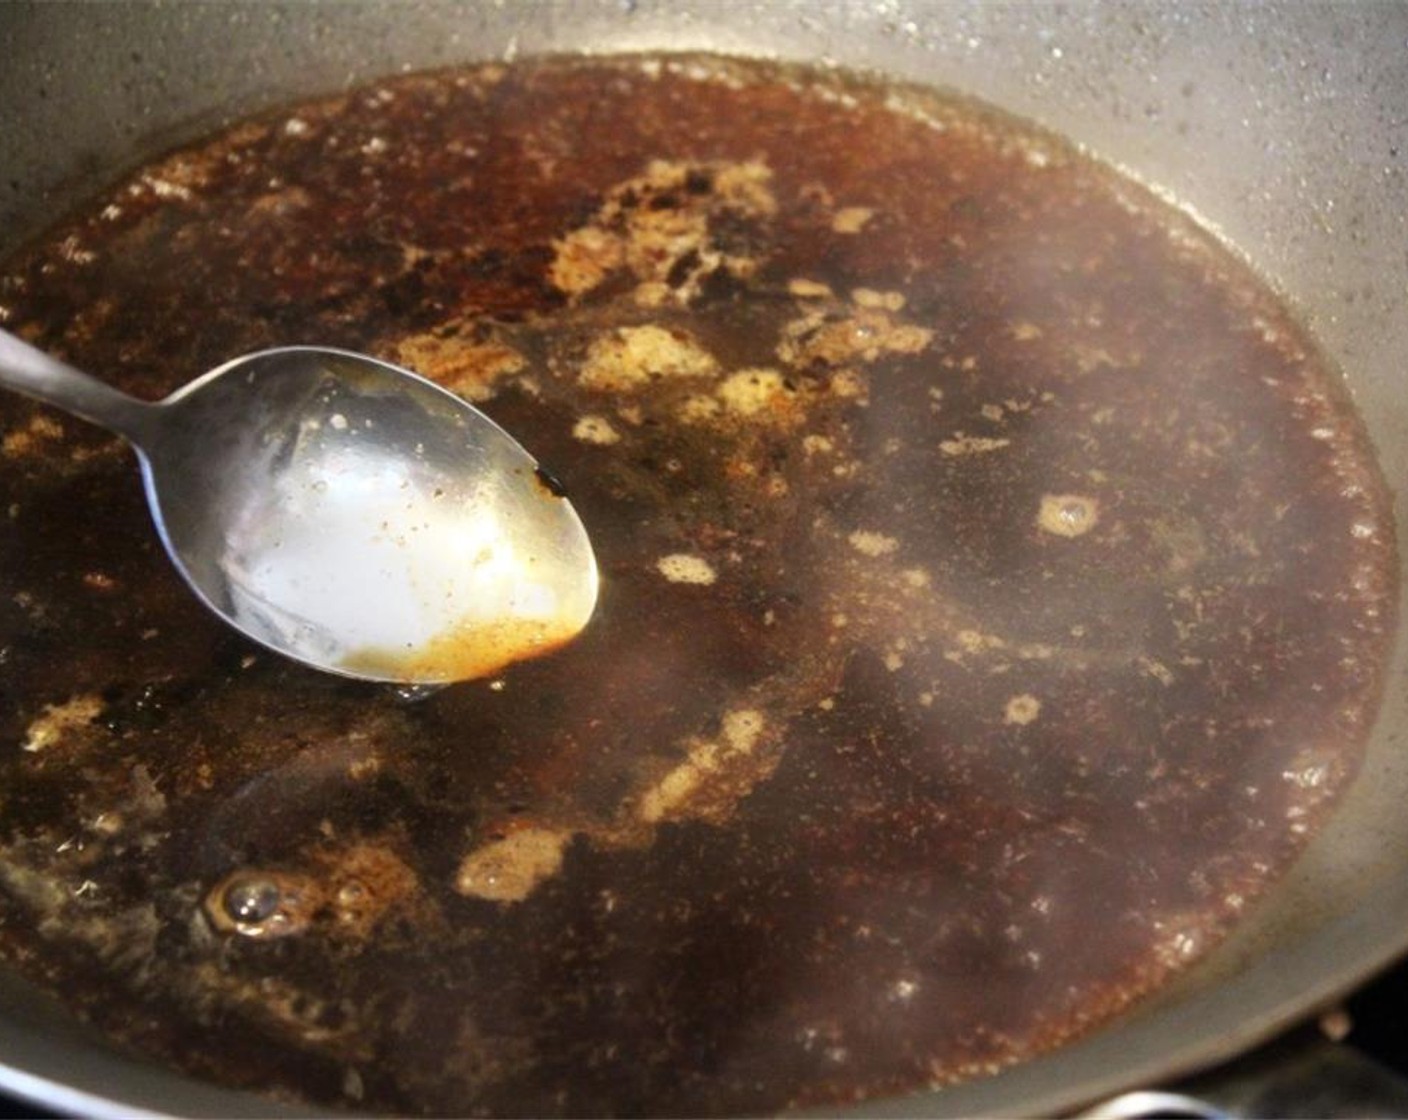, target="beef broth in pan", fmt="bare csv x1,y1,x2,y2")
0,54,1397,1116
